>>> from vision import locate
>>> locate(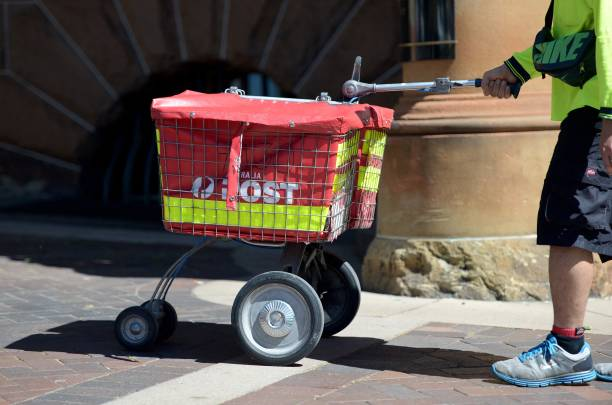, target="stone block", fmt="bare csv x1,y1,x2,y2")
262,0,363,93
224,0,283,68
363,237,556,300
377,129,557,239
0,77,87,162
121,0,181,72
43,0,143,94
179,0,224,62
9,3,112,123
593,255,612,297
297,0,401,100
